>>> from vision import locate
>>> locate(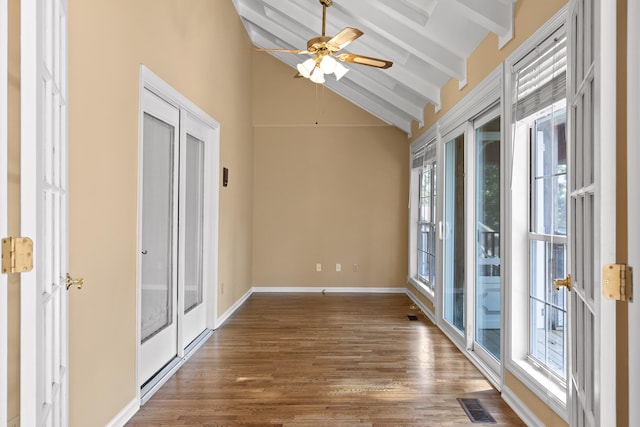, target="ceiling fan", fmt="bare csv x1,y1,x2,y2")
256,0,393,84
